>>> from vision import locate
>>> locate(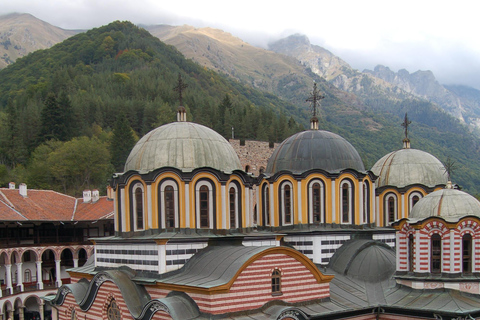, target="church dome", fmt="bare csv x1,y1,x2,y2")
371,148,447,188
265,130,365,175
409,188,480,222
124,121,242,173
328,239,396,282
